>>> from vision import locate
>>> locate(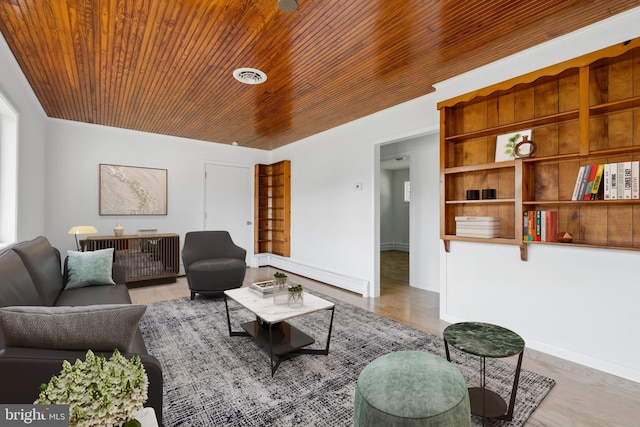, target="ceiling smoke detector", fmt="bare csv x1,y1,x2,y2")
233,68,267,85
